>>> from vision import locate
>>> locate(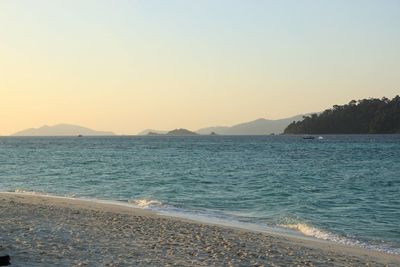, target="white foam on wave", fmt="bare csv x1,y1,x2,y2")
279,223,344,242
14,189,49,195
128,199,163,208
279,223,400,255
